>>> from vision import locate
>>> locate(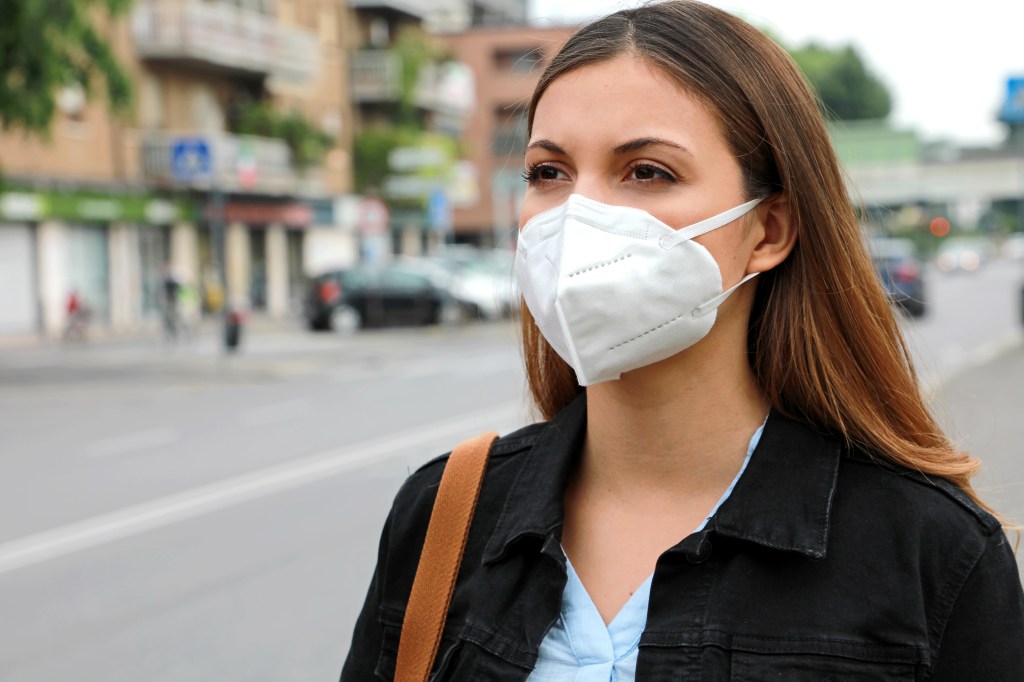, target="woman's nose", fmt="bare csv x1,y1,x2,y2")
570,175,614,205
